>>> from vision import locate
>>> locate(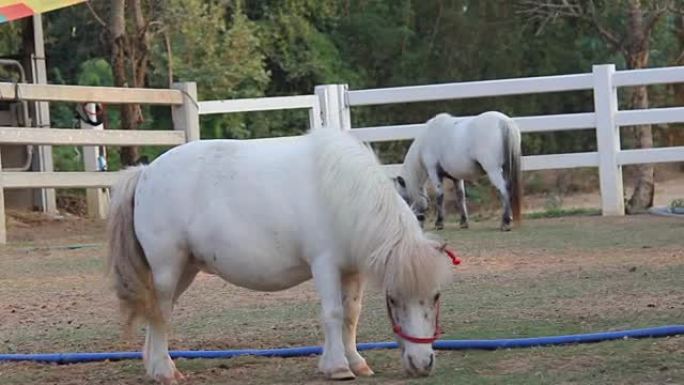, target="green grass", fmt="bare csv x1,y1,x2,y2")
524,207,601,219
0,216,682,384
